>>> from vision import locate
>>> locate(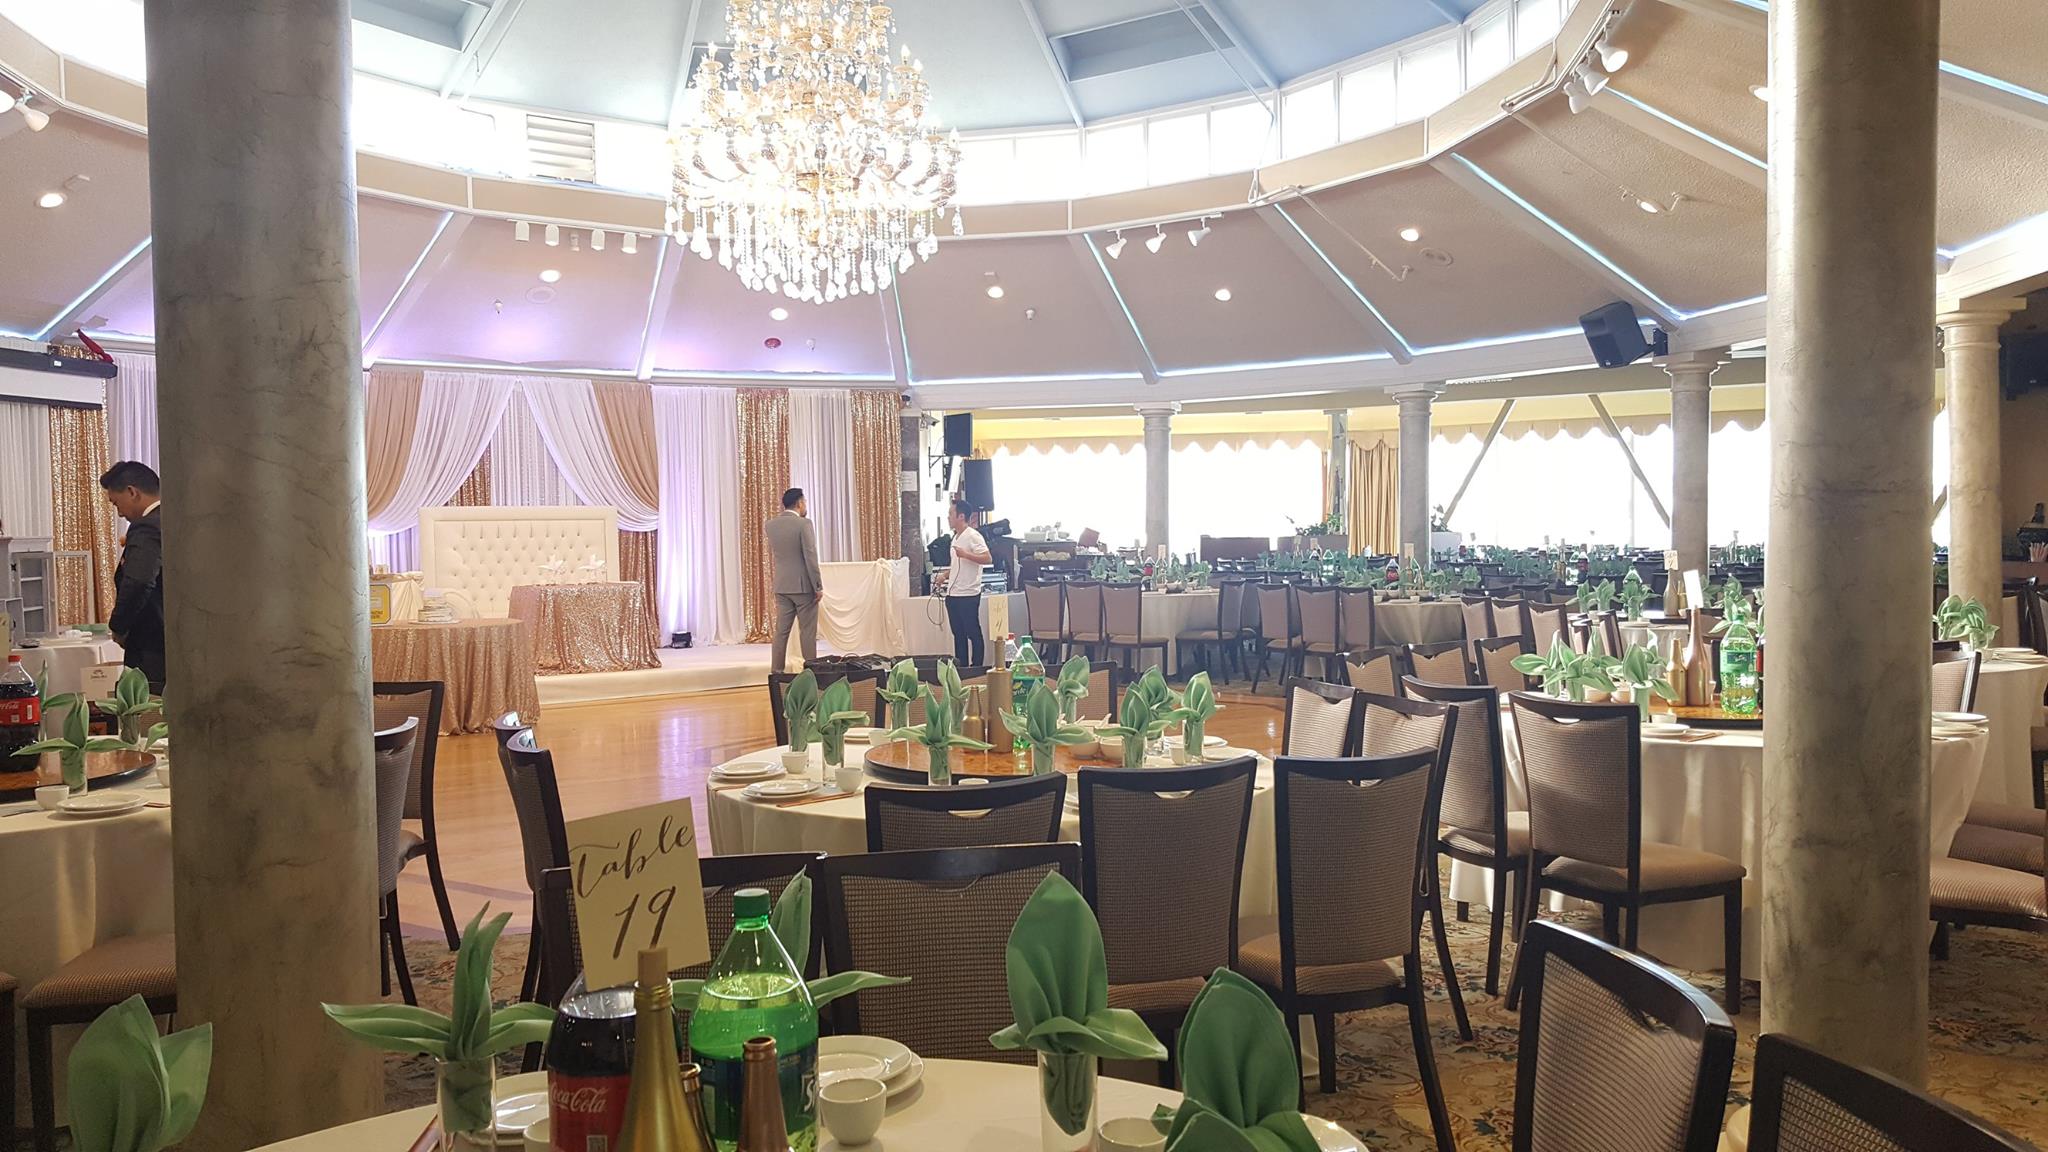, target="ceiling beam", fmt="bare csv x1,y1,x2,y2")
635,237,682,380
1015,0,1085,130
363,212,471,365
880,286,912,388
1257,204,1414,363
1071,234,1161,386
1653,0,1766,33
666,0,709,134
1184,0,1280,94
1939,62,2048,133
1596,88,1766,189
439,0,530,101
37,237,151,343
1421,0,1468,25
1431,151,1685,332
